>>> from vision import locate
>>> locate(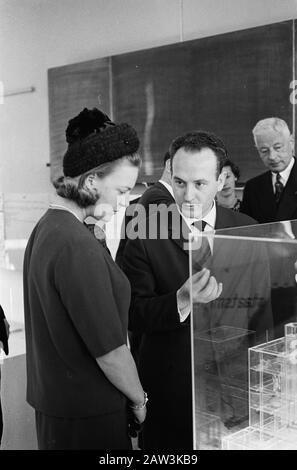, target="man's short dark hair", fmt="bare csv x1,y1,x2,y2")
169,130,228,177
